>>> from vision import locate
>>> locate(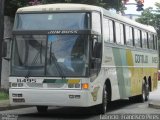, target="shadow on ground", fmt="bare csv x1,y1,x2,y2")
20,99,136,119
